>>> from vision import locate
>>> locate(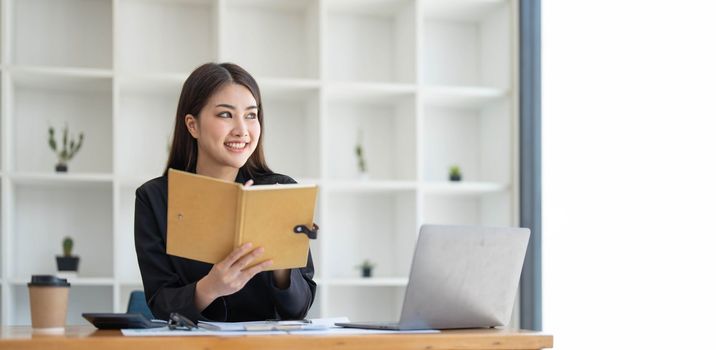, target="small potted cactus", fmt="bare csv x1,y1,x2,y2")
355,129,368,179
56,236,80,272
356,259,376,278
449,165,462,182
48,125,84,172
